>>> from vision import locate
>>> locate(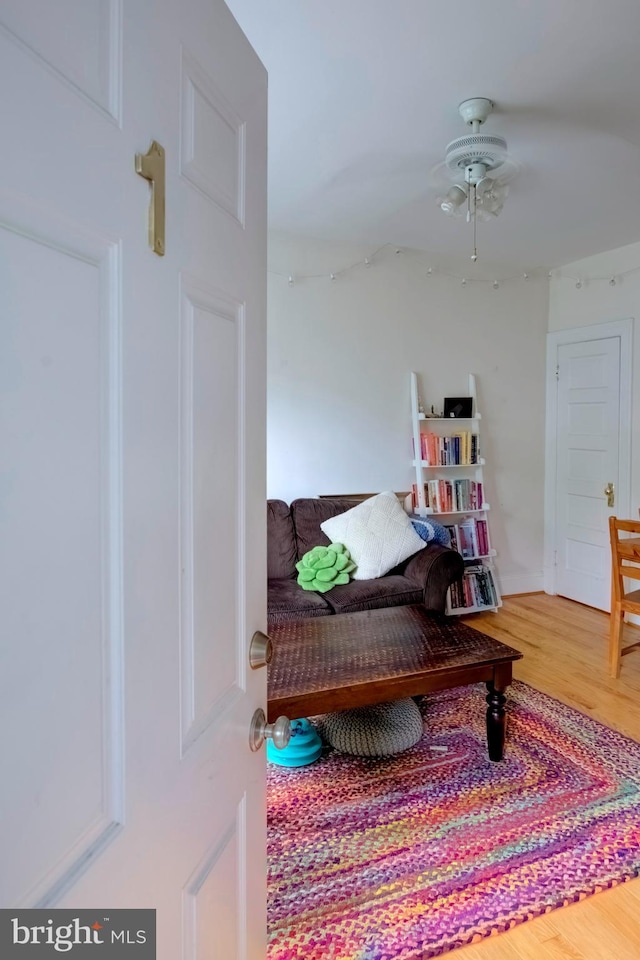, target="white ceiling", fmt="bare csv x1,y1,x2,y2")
226,0,640,268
